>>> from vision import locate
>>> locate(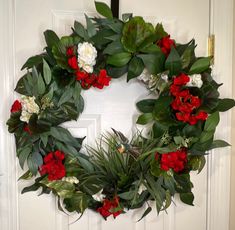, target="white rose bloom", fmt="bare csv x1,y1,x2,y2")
77,42,97,73
62,176,79,184
186,74,203,88
20,96,39,123
137,68,151,83
92,189,105,202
